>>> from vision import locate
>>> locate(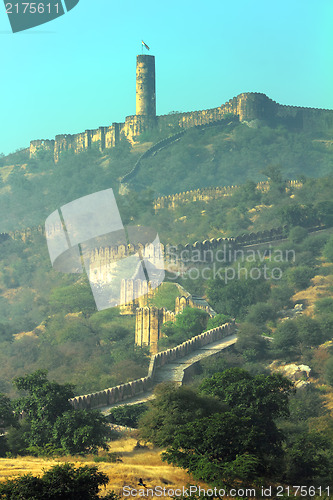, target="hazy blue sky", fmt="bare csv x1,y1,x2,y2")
1,0,332,154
